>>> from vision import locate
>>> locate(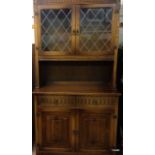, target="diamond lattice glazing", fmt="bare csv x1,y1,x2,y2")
41,9,72,52
79,8,112,52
